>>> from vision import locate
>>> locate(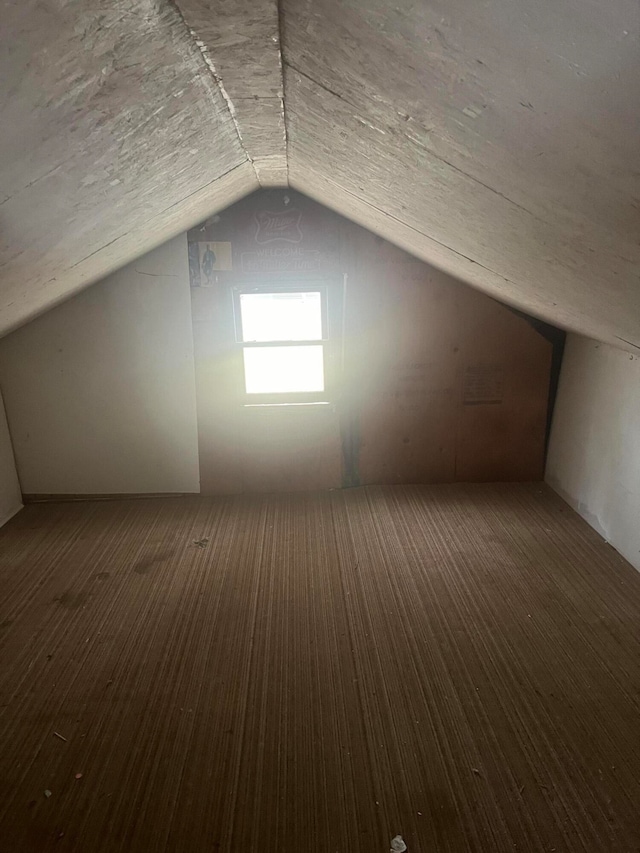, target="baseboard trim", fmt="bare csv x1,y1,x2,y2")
22,493,195,504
